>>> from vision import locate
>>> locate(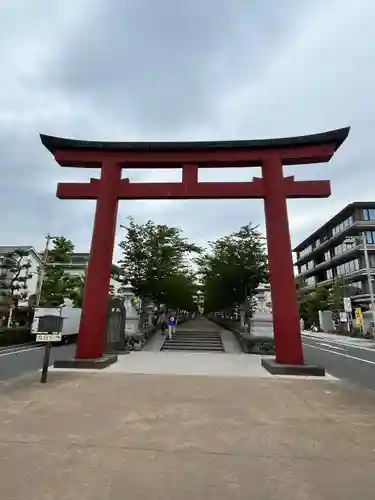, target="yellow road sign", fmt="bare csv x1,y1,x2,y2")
355,307,363,326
